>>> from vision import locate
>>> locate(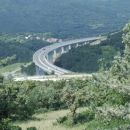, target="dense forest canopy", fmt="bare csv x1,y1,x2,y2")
0,0,130,38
